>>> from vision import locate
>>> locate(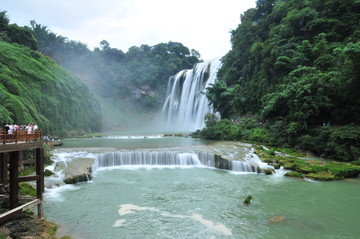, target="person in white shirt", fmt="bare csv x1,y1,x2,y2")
26,124,33,134
8,124,13,134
